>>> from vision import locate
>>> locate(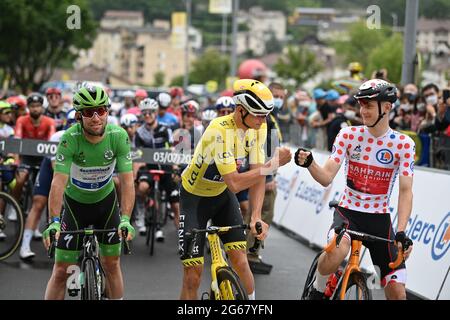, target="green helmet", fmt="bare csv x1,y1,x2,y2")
73,85,110,111
0,100,12,112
